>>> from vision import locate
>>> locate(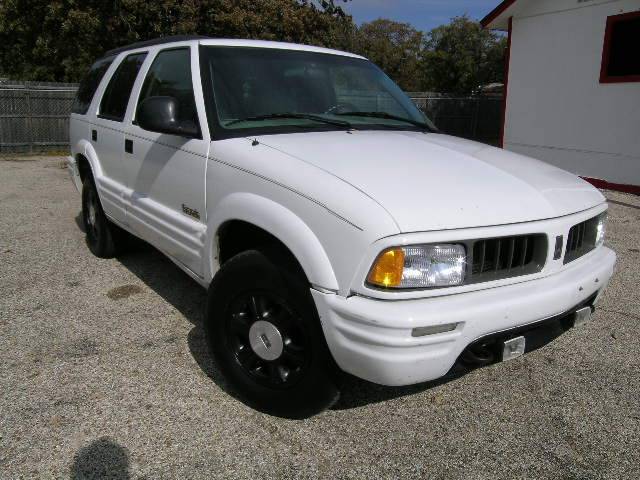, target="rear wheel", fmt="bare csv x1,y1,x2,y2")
81,175,126,258
205,249,339,418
